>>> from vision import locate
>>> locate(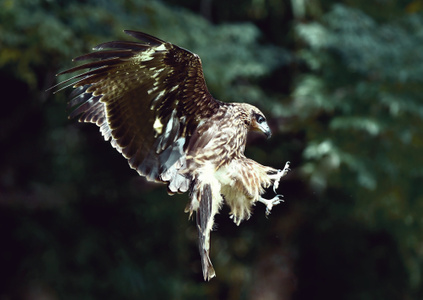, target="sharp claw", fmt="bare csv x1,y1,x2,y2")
259,195,284,216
